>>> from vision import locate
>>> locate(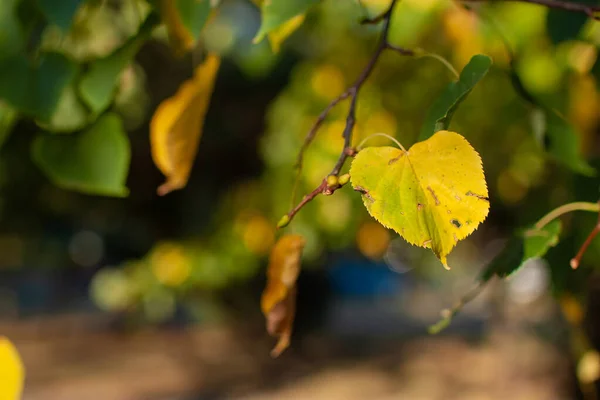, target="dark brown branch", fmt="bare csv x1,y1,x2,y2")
461,0,600,18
